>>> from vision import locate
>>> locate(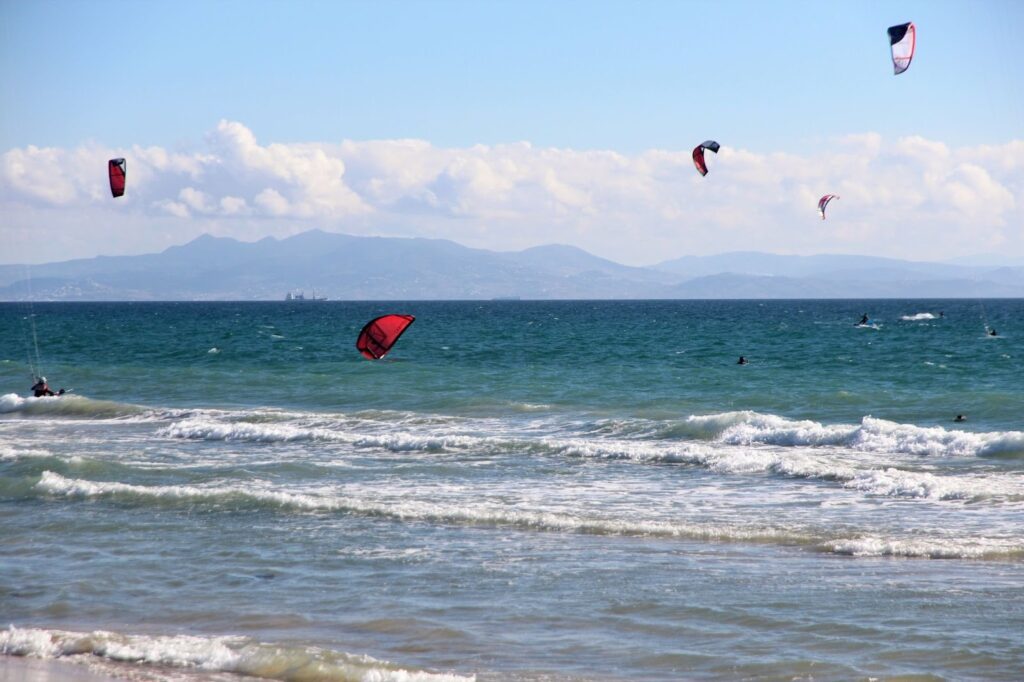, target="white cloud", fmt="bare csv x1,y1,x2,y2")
155,199,190,218
254,188,289,216
219,196,248,215
1,121,1022,264
179,187,212,213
